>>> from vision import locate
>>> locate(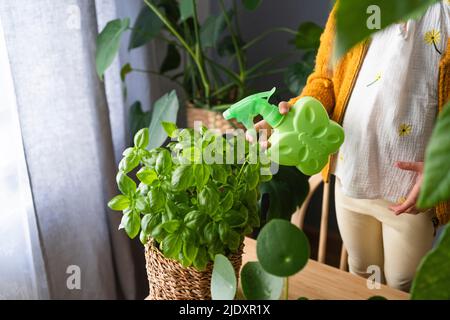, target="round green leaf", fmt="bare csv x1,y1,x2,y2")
211,254,237,300
96,18,130,79
241,262,283,300
108,195,130,211
418,102,450,208
257,219,310,277
411,224,450,300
